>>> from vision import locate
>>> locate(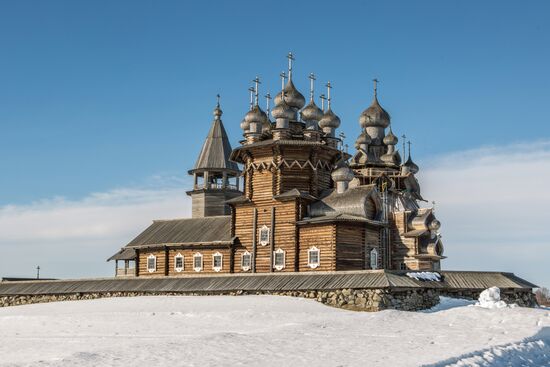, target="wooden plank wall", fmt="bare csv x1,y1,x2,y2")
298,224,336,271
138,250,166,277
391,211,418,270
167,248,232,275
335,223,366,271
